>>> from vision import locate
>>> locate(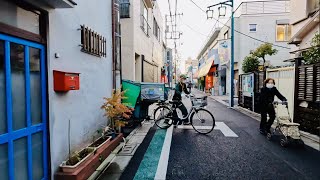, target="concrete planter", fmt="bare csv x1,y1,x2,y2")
55,133,124,180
